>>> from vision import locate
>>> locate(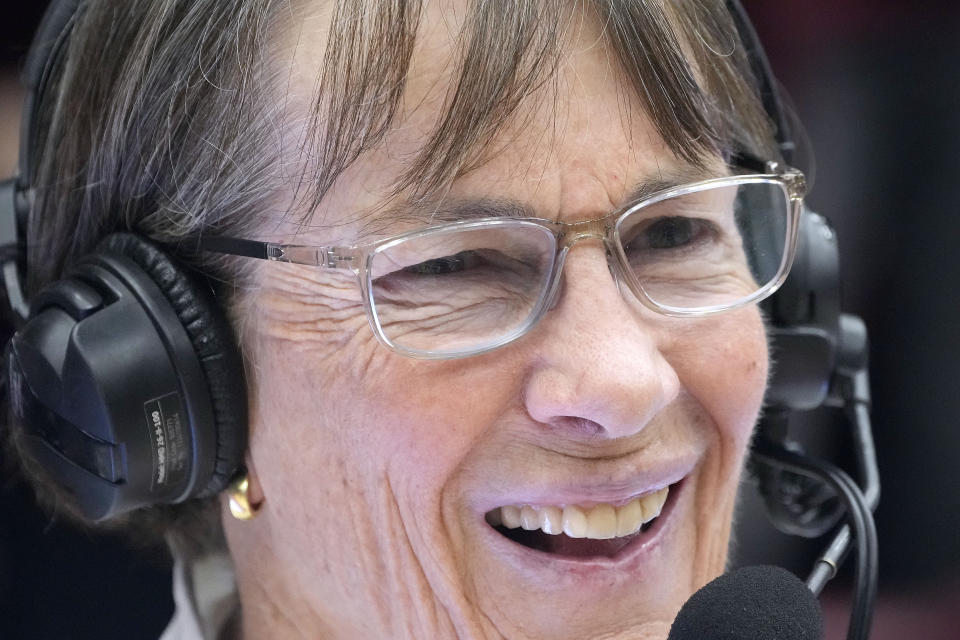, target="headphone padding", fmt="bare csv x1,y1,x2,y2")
96,233,246,498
